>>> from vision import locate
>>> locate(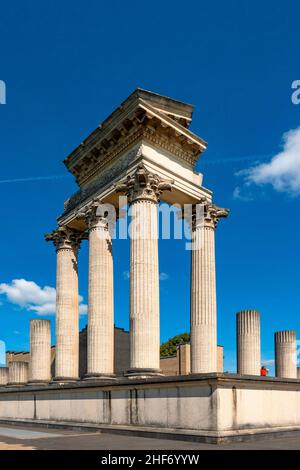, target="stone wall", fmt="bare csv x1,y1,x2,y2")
1,374,300,443
7,332,223,378
7,326,130,378
160,344,224,376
